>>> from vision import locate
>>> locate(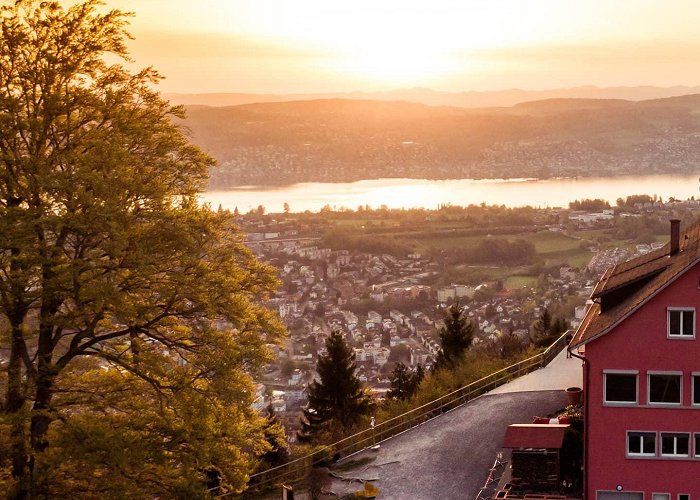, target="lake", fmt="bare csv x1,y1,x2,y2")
200,174,700,213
